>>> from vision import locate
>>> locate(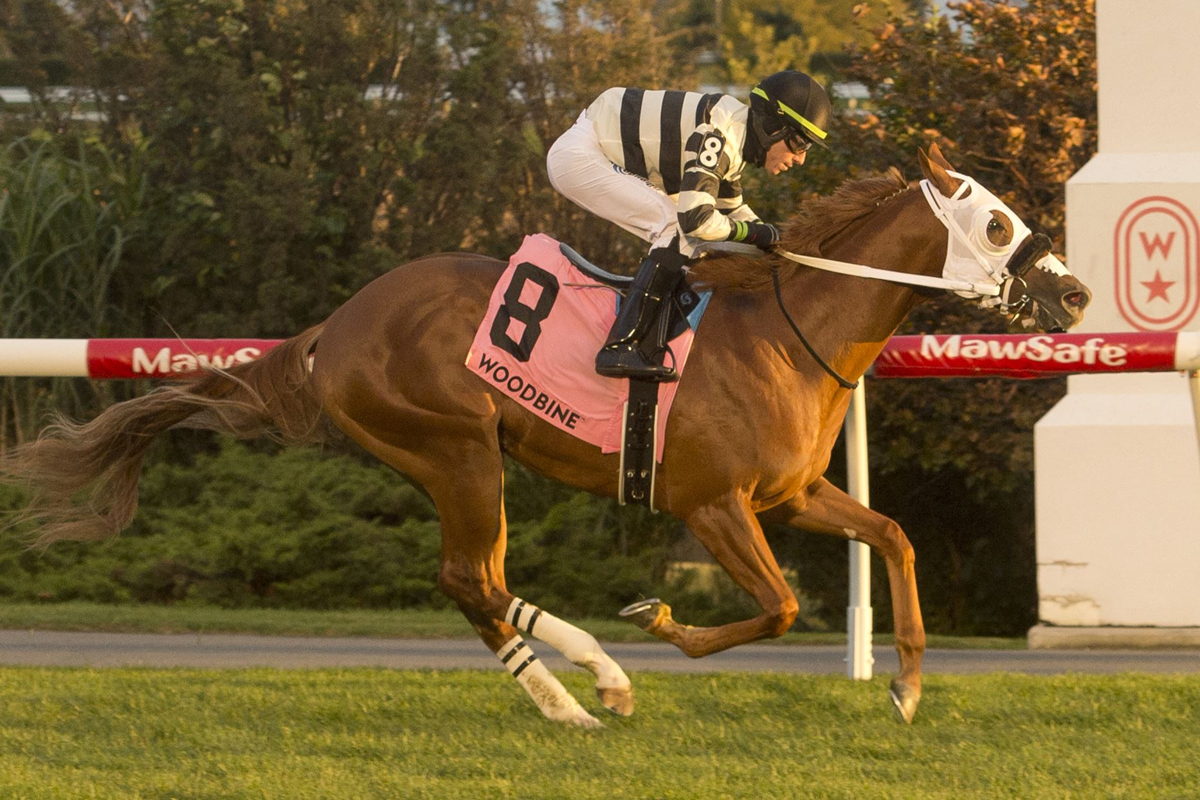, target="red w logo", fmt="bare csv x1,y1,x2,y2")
1138,231,1176,260
1114,196,1199,331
